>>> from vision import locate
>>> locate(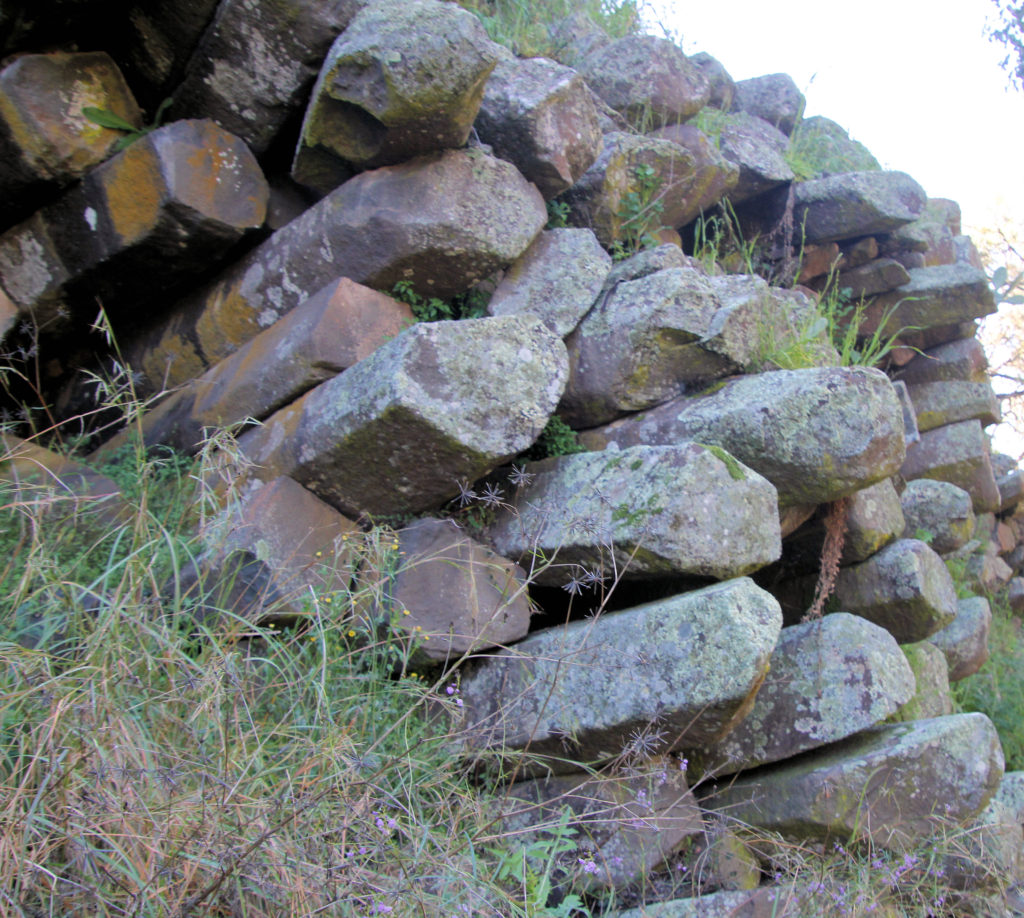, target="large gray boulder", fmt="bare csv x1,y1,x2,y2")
895,336,989,386
901,419,1001,514
168,0,366,155
644,124,739,225
293,0,499,191
716,112,793,203
730,72,804,135
460,577,782,774
793,171,927,244
235,315,567,517
581,367,906,507
127,148,546,389
689,614,915,778
900,478,976,553
486,228,610,337
709,713,1004,848
834,538,958,643
475,55,603,199
487,443,780,586
577,35,709,129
